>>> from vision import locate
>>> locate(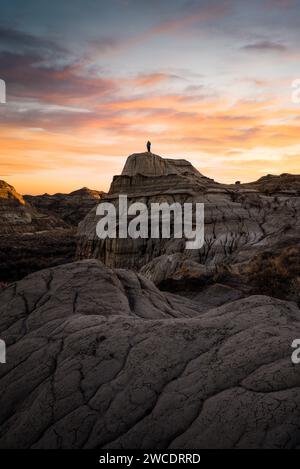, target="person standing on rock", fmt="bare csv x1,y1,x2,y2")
147,141,151,153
